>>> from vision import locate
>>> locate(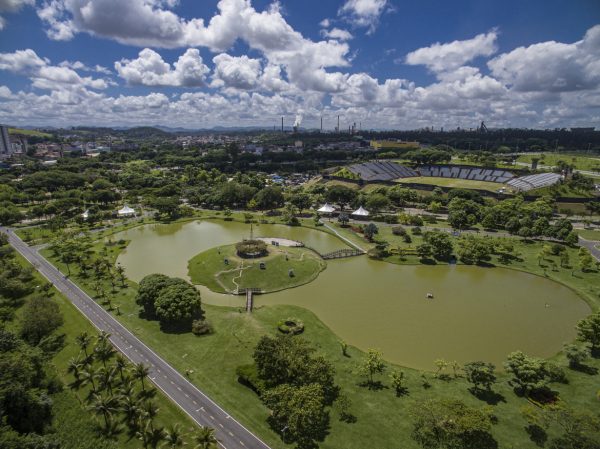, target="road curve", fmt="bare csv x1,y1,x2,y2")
0,227,272,449
579,236,600,262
